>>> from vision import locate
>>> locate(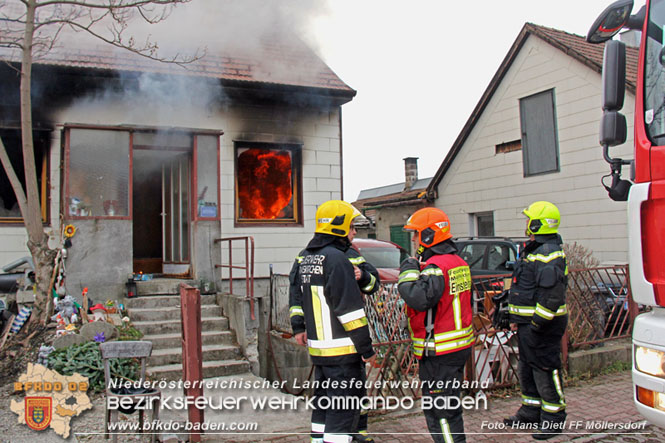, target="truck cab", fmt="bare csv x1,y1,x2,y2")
589,0,665,424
